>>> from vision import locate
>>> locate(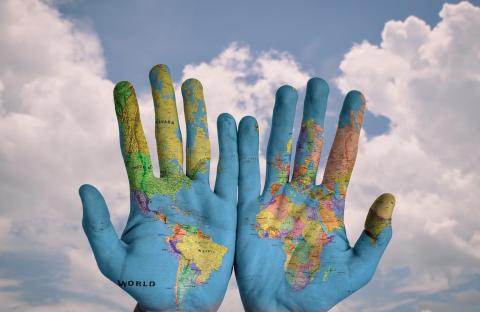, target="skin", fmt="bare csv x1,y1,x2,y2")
79,65,238,312
235,78,395,312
